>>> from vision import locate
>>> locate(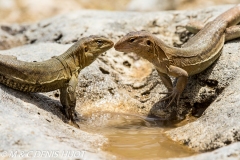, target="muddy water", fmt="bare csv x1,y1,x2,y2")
81,112,196,160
